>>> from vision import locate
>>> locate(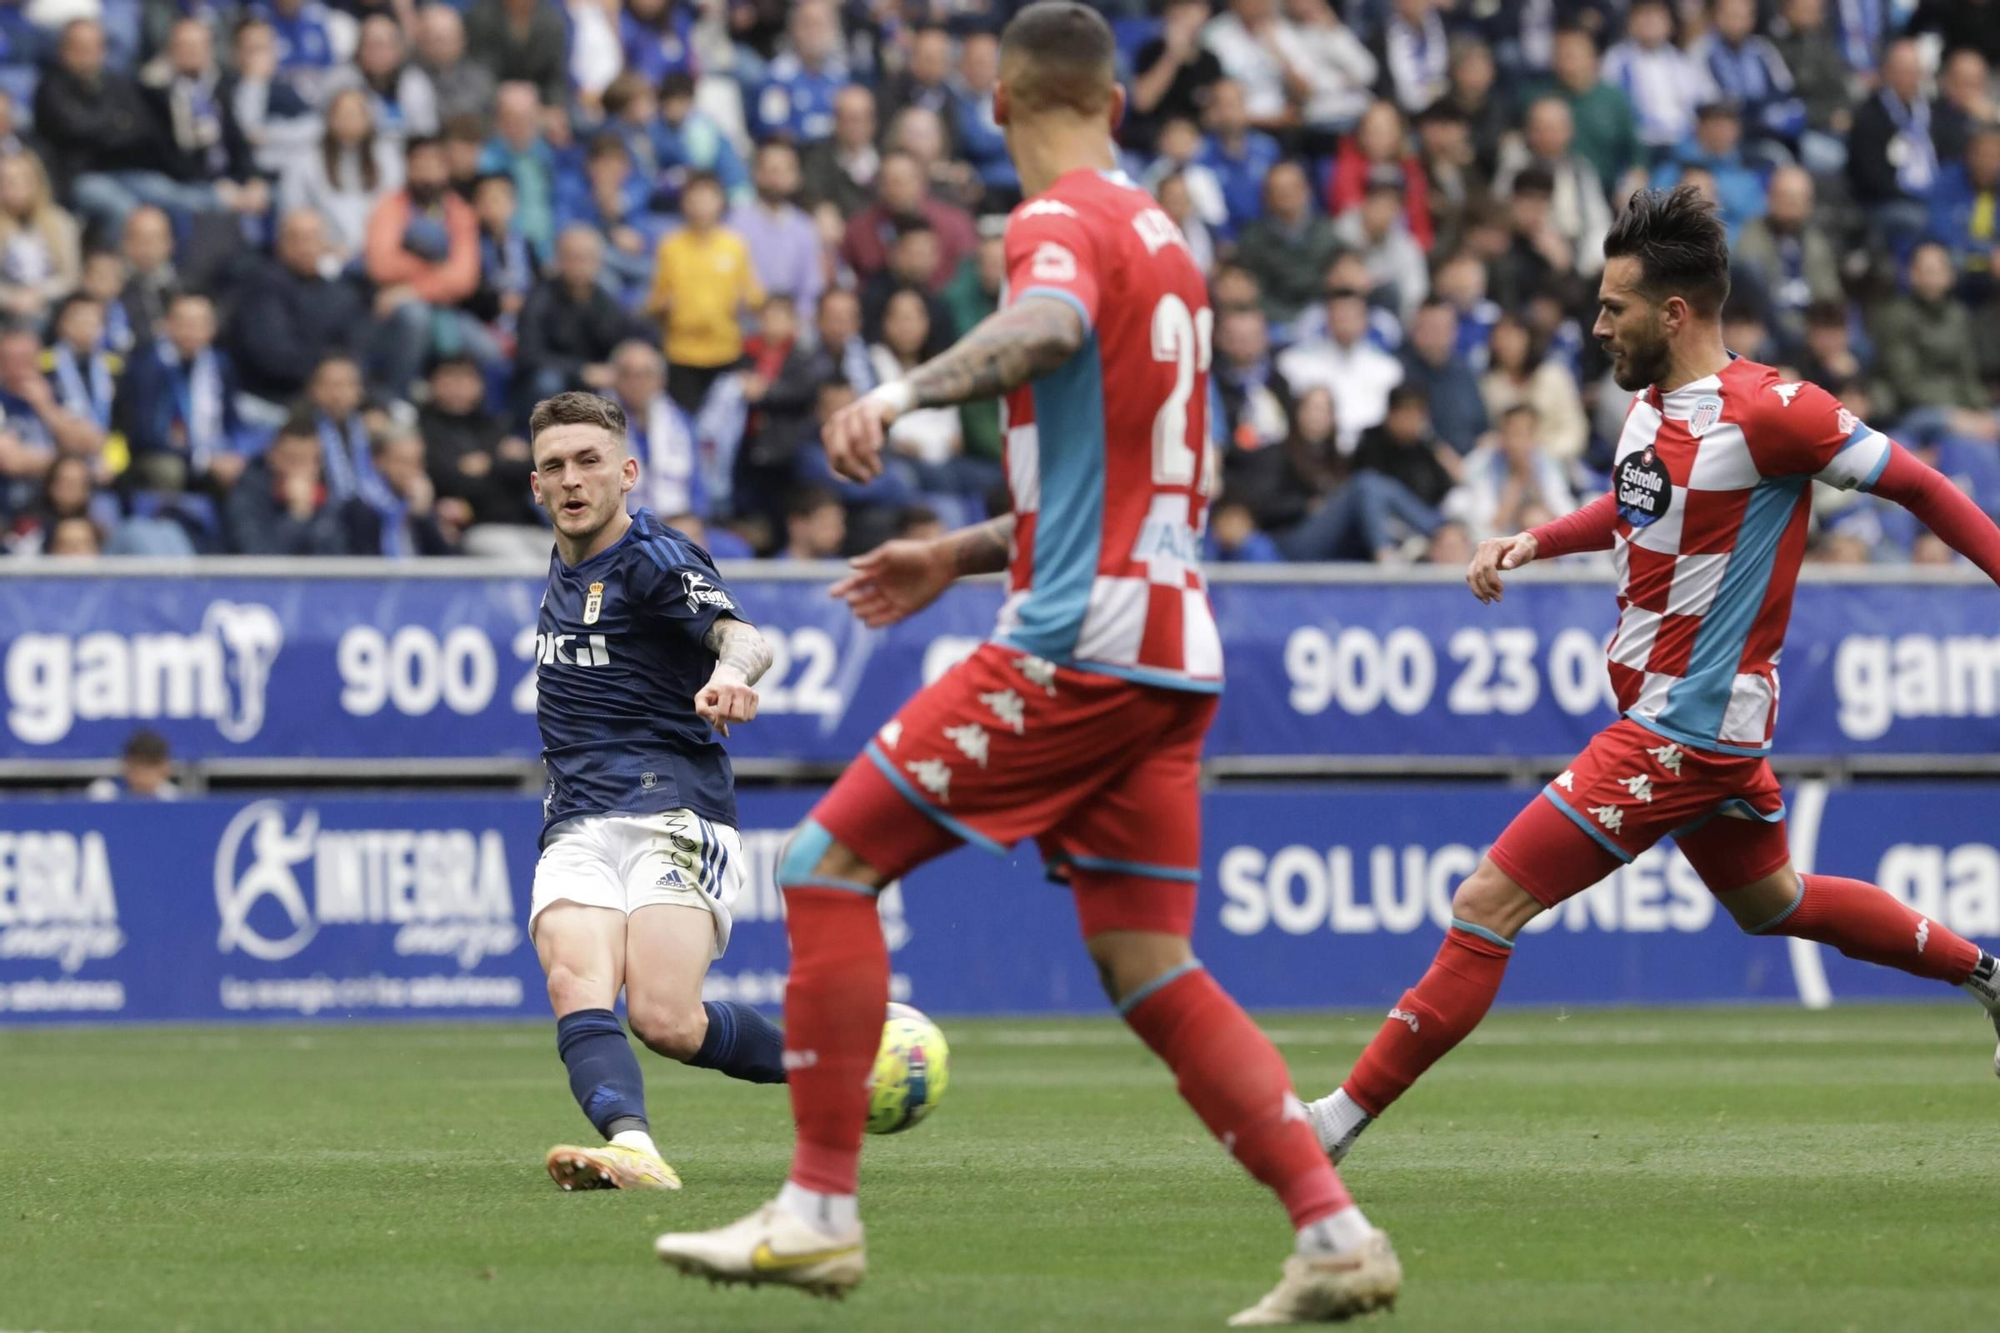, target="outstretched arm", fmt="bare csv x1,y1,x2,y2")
820,296,1086,482
1467,494,1618,604
696,616,772,736
1870,442,2000,583
830,514,1018,629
